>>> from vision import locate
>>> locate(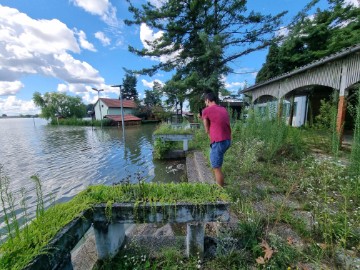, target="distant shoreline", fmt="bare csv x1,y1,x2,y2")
0,116,39,119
